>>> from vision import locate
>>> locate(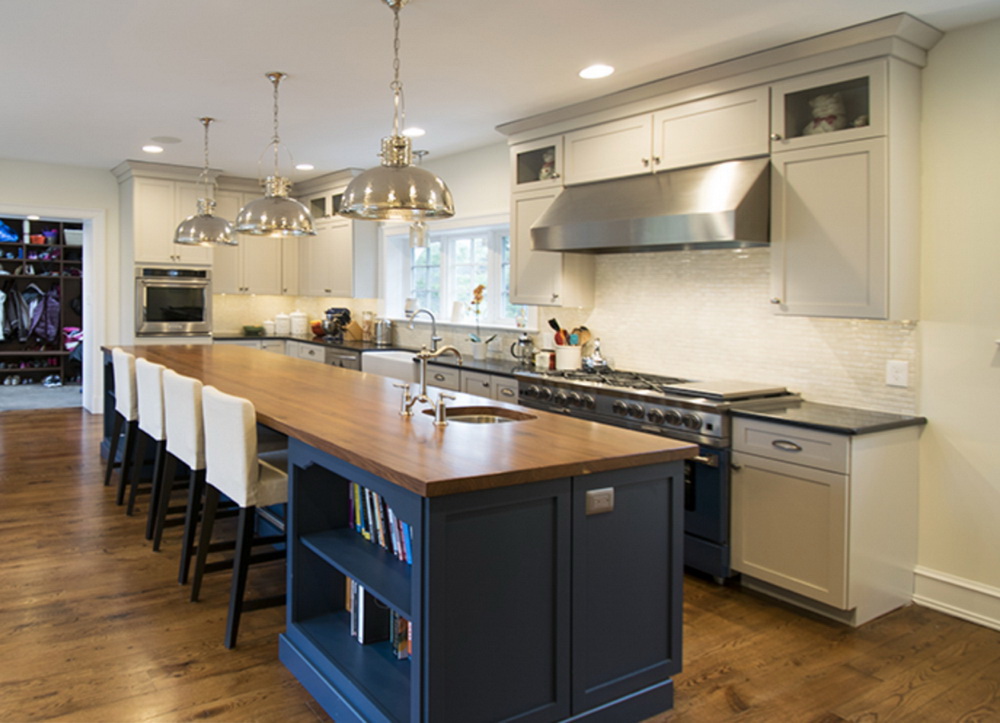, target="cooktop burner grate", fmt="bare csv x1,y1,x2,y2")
542,369,690,391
